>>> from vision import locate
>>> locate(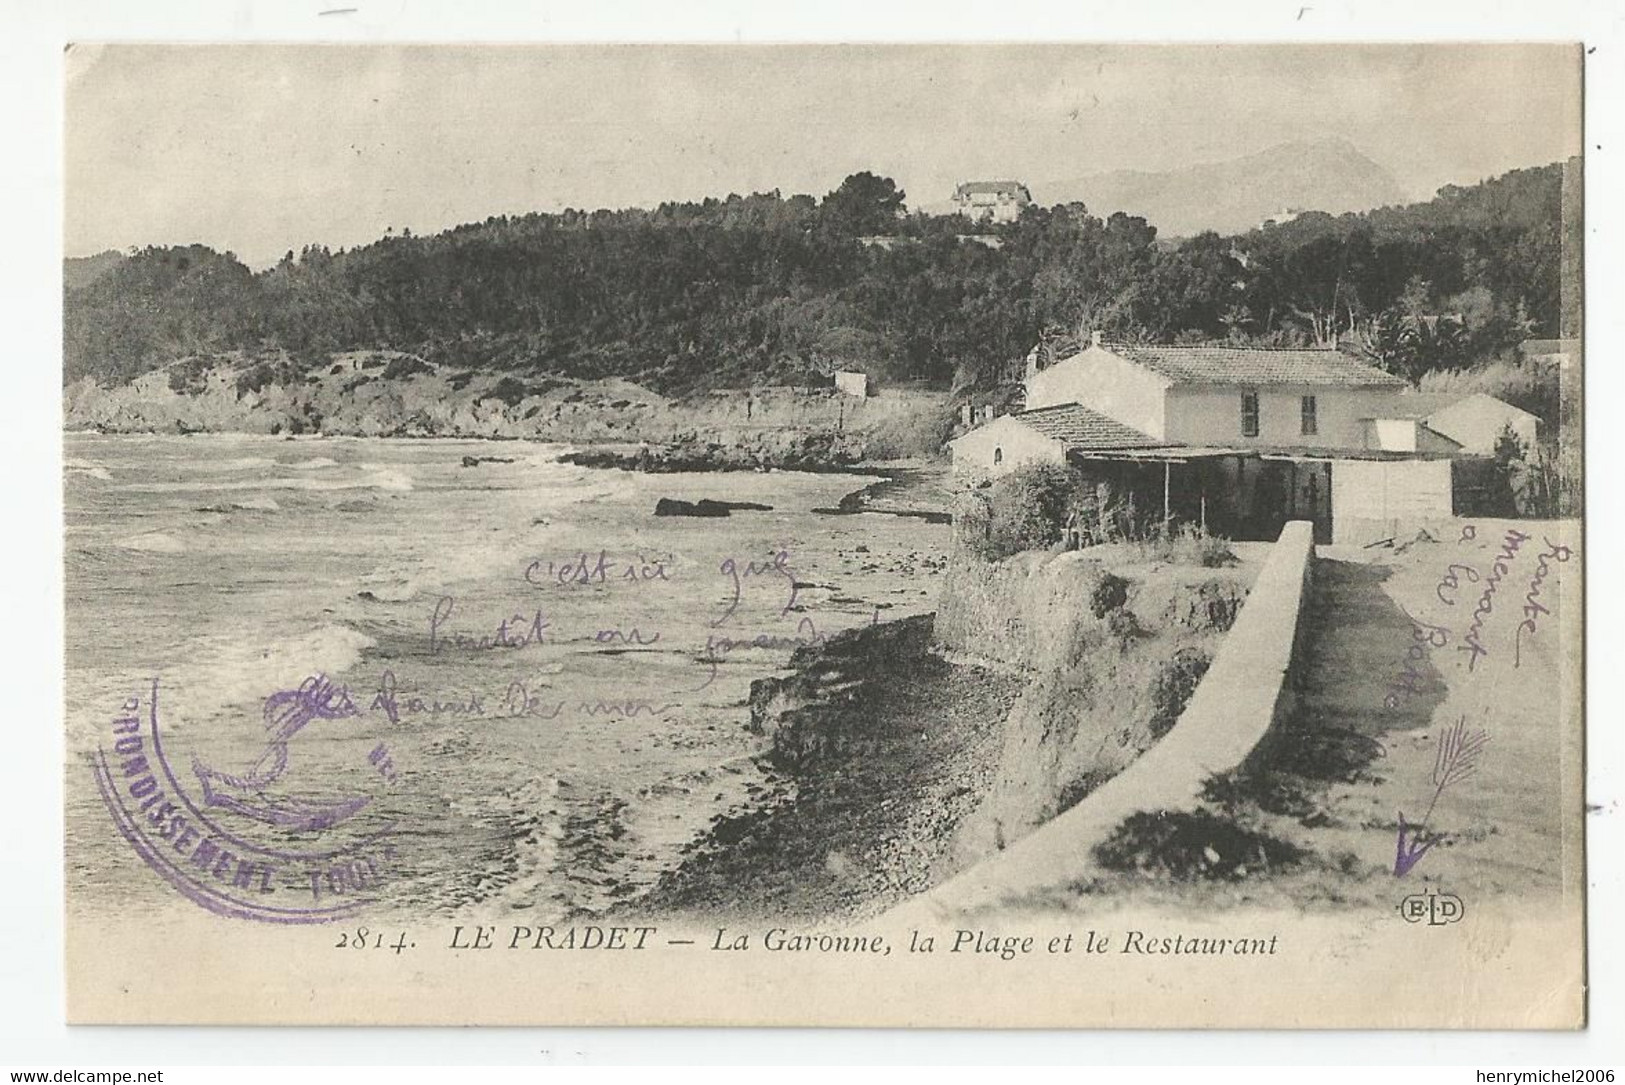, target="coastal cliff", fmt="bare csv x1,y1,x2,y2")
63,349,950,462
632,543,1257,922
934,549,1251,860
